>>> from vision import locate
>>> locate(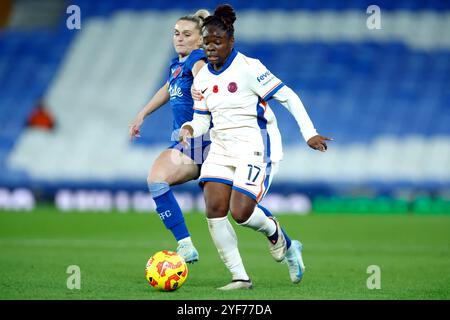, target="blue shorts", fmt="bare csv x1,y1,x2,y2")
168,136,211,168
